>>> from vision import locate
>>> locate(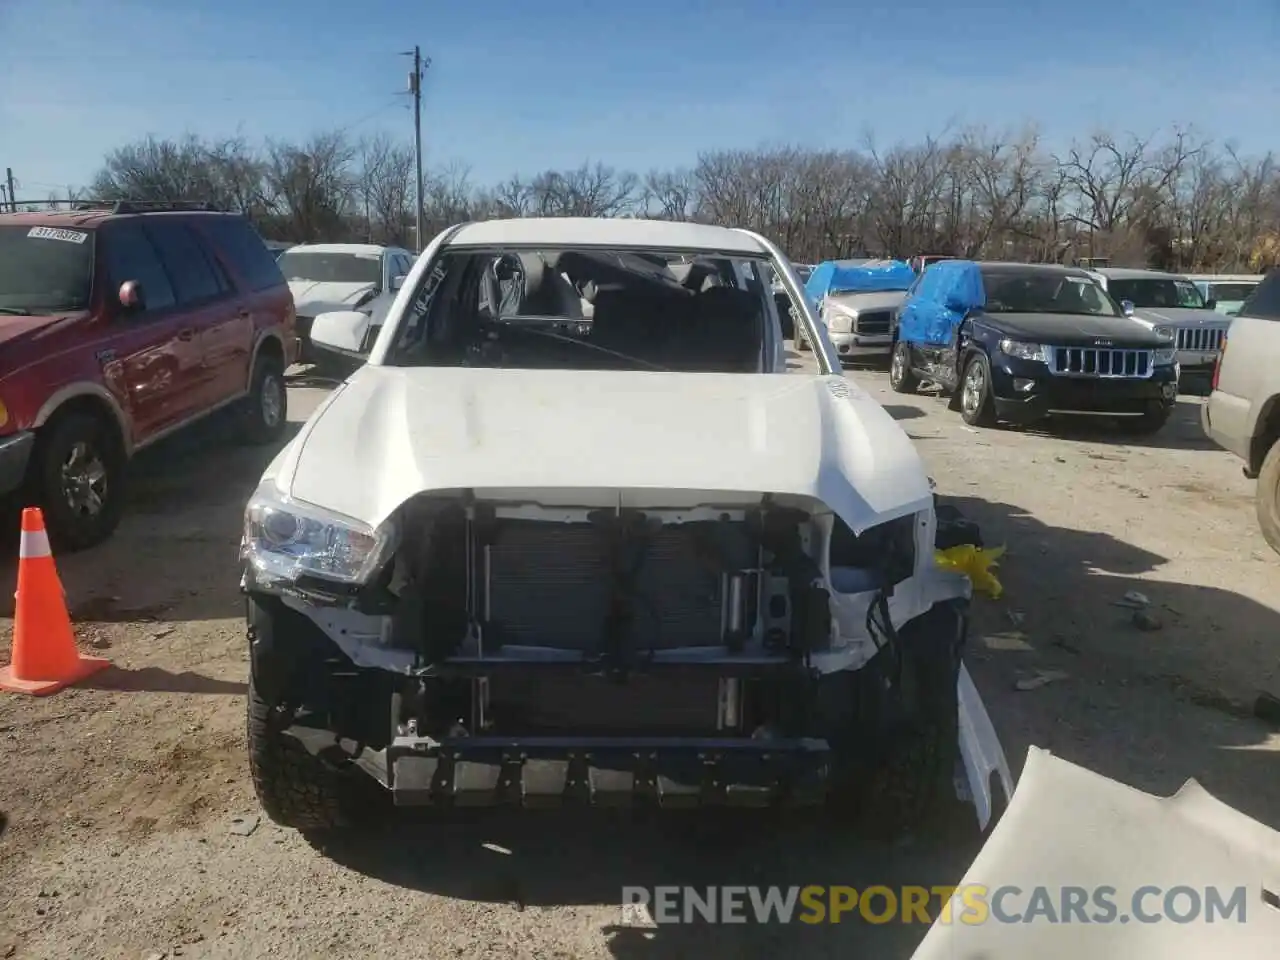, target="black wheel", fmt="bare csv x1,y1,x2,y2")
1256,437,1280,557
247,671,346,832
863,600,966,832
958,353,996,426
821,600,967,834
889,341,919,394
31,411,127,552
1114,403,1172,436
240,350,287,445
